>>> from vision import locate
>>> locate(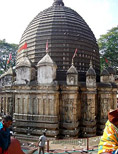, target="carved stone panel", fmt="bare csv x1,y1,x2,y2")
61,92,78,124
86,76,96,88
100,96,111,119
81,93,96,122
